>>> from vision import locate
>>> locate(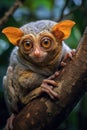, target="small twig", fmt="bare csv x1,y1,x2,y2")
57,1,83,22
62,5,82,19
0,0,21,26
57,0,69,22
